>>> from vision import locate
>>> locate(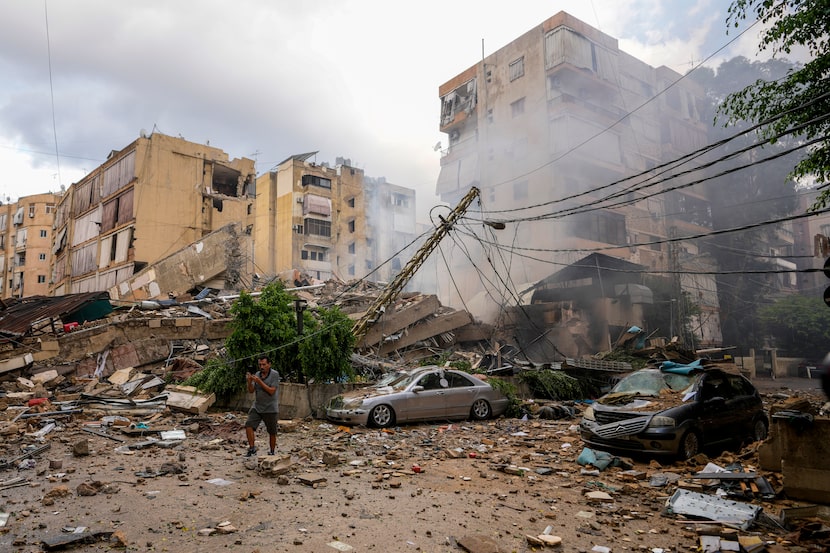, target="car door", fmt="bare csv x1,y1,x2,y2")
444,371,479,418
401,370,447,422
696,371,733,445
